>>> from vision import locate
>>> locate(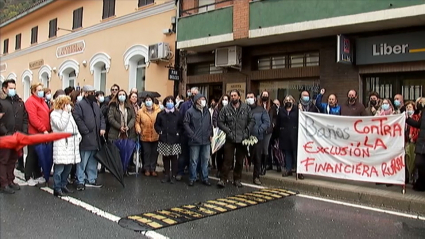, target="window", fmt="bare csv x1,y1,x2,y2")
15,34,21,50
100,65,107,93
68,70,76,87
102,0,116,19
210,64,223,74
198,0,215,13
257,55,286,70
290,54,304,68
258,57,271,70
187,62,223,76
49,18,57,38
272,56,286,69
306,52,319,66
3,39,9,54
136,59,146,92
289,52,320,68
72,7,83,30
138,0,154,7
31,26,38,44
